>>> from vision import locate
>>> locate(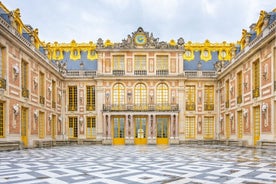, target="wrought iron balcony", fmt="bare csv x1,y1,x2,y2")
52,101,56,108
68,105,77,111
156,70,168,76
112,70,125,76
134,70,147,75
186,103,196,111
204,104,214,111
225,101,229,108
252,88,260,98
0,78,6,90
86,105,95,111
103,103,179,112
237,95,242,104
22,88,29,98
39,96,45,104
